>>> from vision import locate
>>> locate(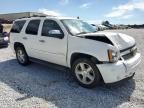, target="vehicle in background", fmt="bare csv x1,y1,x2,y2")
91,24,109,31
0,33,9,47
0,24,9,47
